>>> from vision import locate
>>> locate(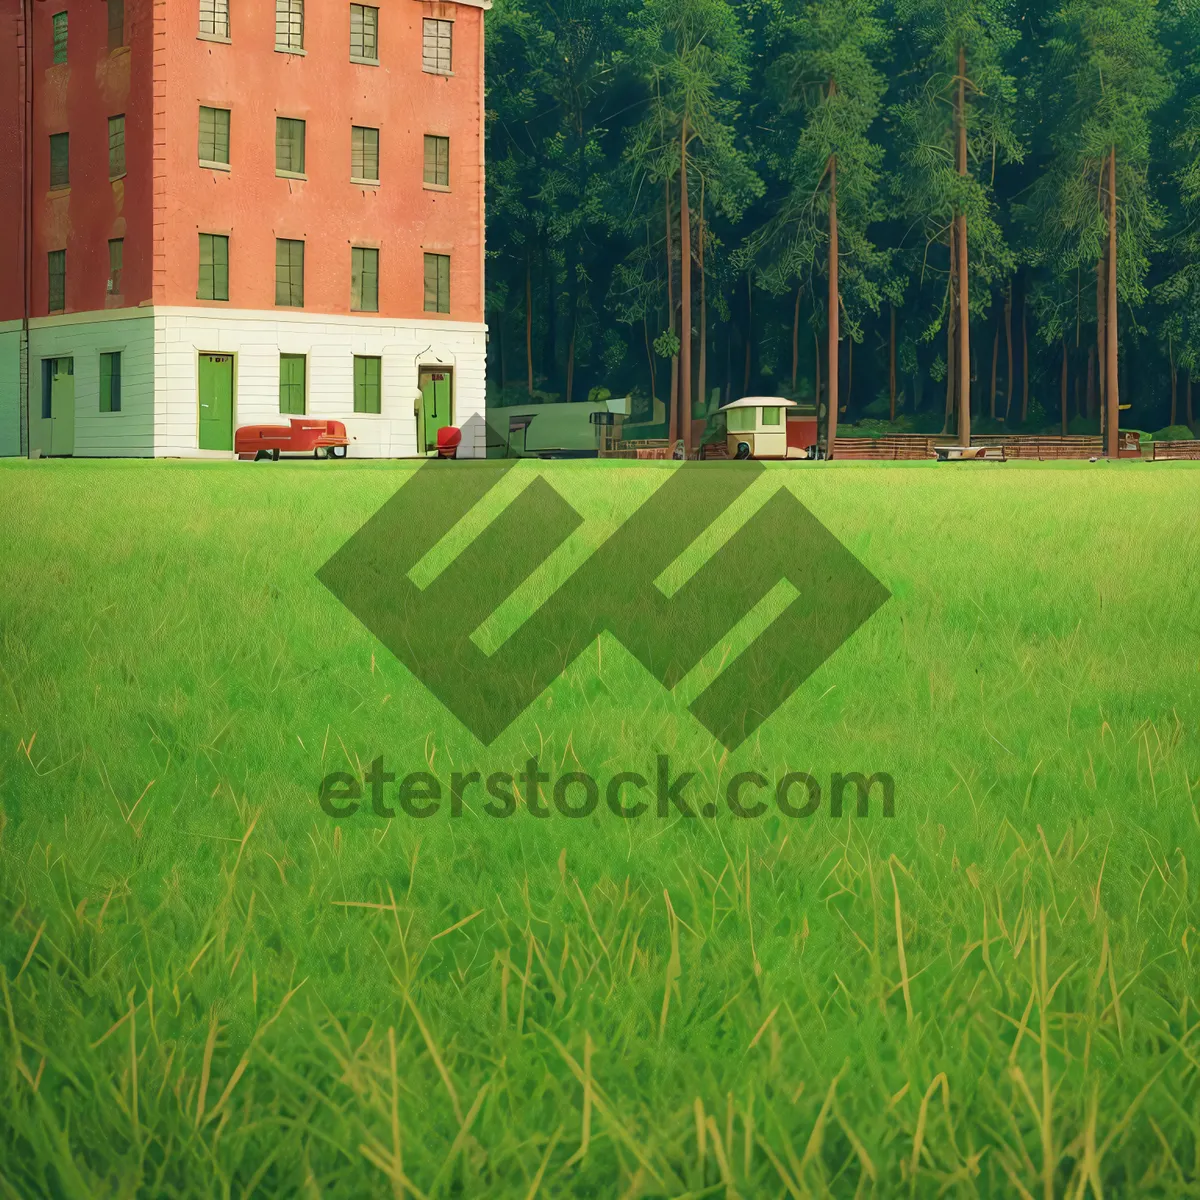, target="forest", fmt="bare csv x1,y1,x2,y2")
482,0,1200,454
